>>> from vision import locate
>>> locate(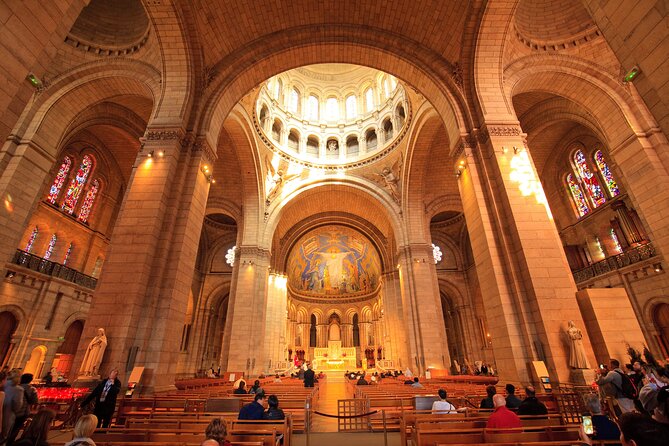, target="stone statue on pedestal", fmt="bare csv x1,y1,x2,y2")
79,327,108,378
567,320,590,369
